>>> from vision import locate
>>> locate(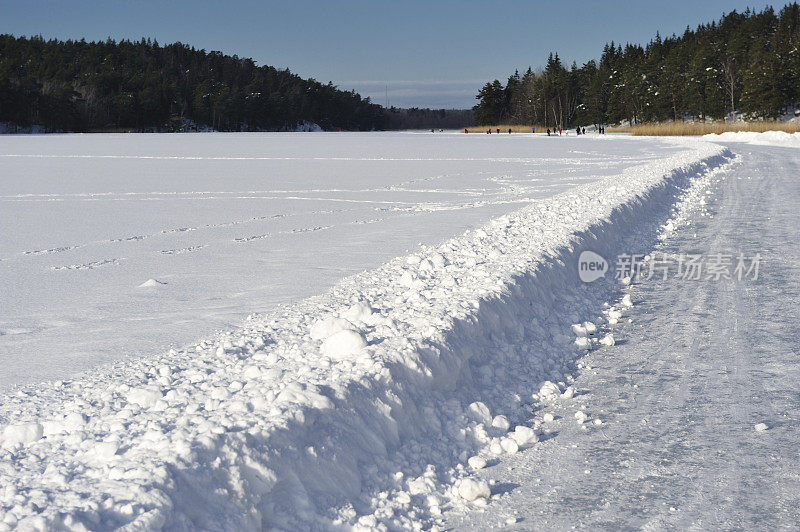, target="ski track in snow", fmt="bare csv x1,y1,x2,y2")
0,132,744,530
50,258,123,271
7,193,559,258
445,139,800,530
